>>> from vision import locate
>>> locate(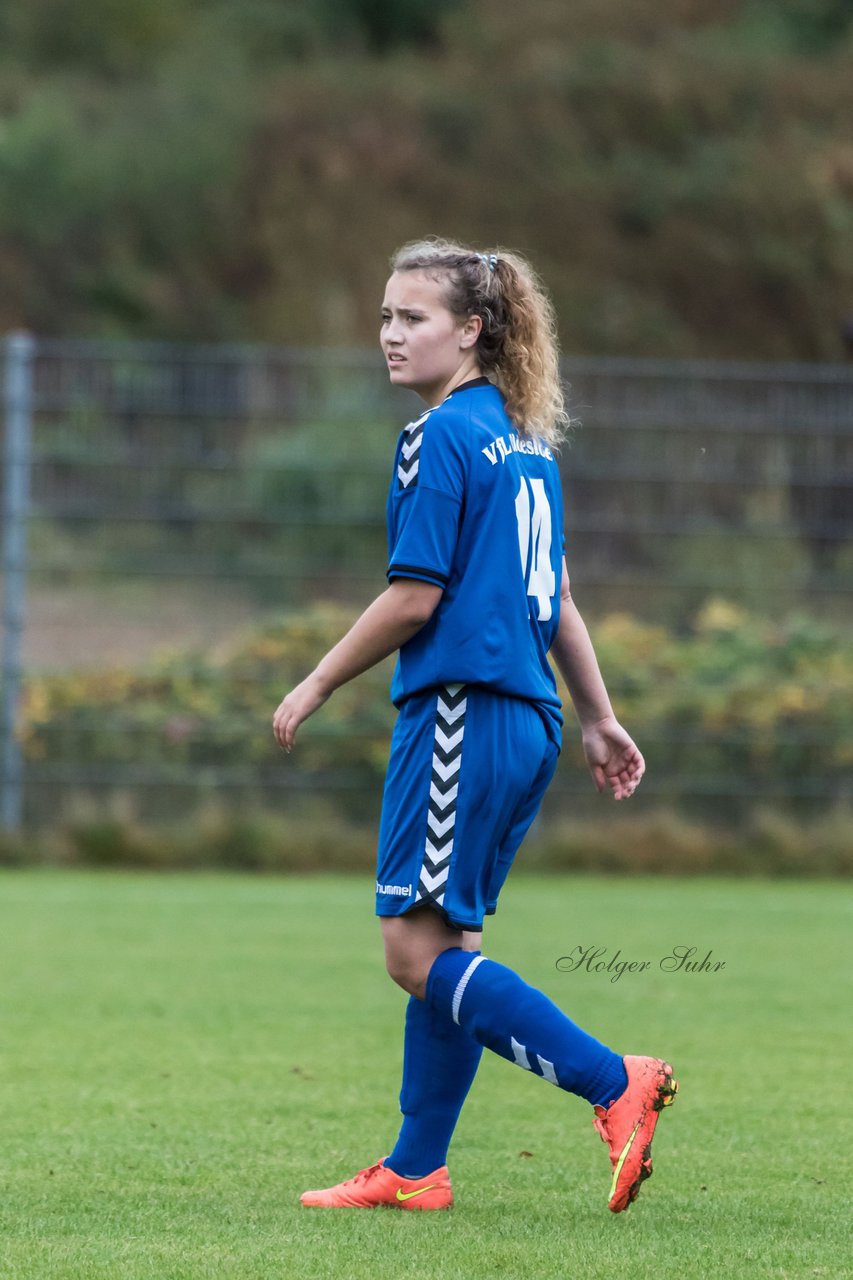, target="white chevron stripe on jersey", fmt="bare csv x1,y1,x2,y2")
437,695,467,724
406,410,431,433
397,457,420,487
397,411,430,487
429,780,458,810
